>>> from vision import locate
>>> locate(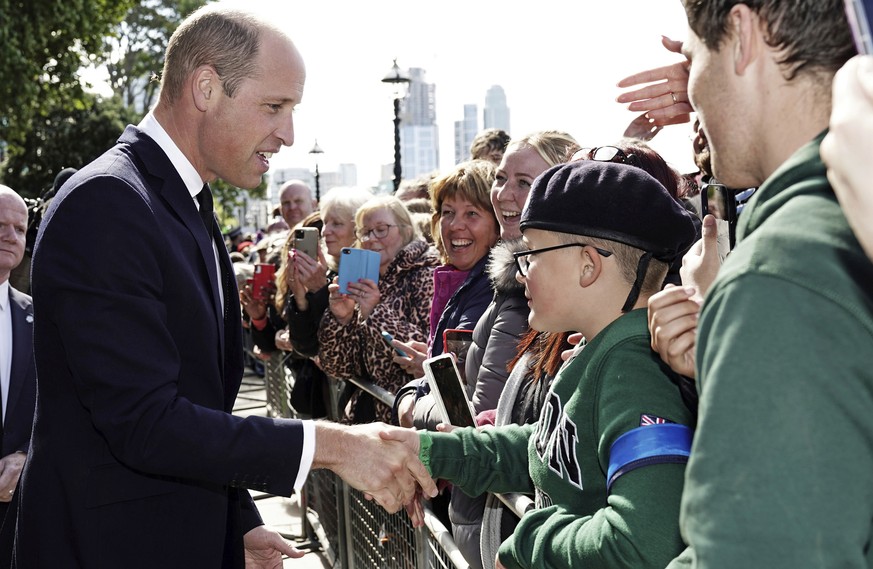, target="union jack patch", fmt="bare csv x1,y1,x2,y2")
640,414,674,426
